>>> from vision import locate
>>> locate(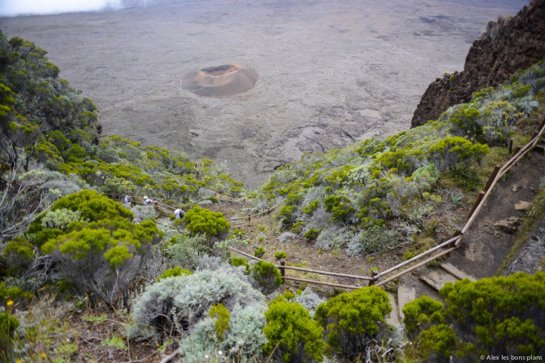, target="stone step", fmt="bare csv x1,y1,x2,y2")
397,284,416,321
419,269,459,292
386,293,401,327
439,262,476,281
